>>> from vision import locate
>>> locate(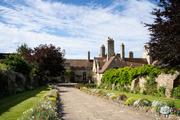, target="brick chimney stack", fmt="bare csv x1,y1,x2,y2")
88,51,90,61
121,43,125,60
107,37,115,60
129,51,133,59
